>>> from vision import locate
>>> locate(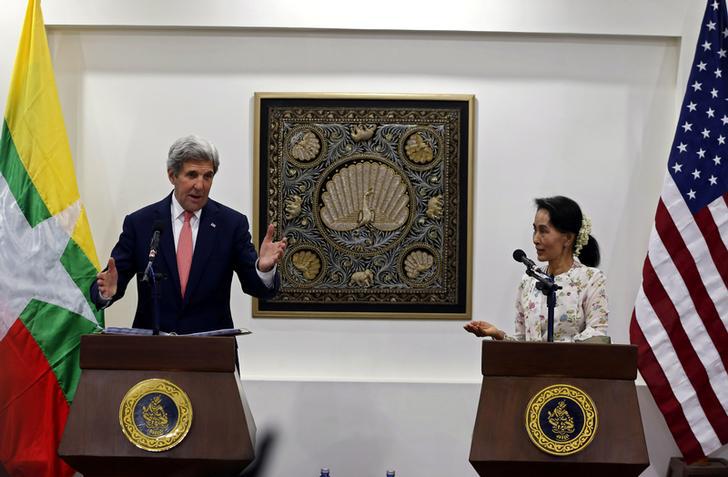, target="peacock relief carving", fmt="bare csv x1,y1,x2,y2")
404,250,434,279
290,130,321,162
320,161,410,232
404,132,434,164
292,250,321,280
